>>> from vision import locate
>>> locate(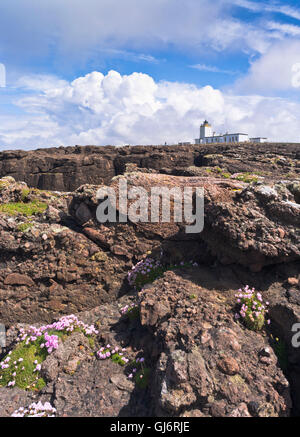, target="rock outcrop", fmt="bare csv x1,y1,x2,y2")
0,178,131,324
69,172,300,272
0,142,299,191
139,271,292,417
